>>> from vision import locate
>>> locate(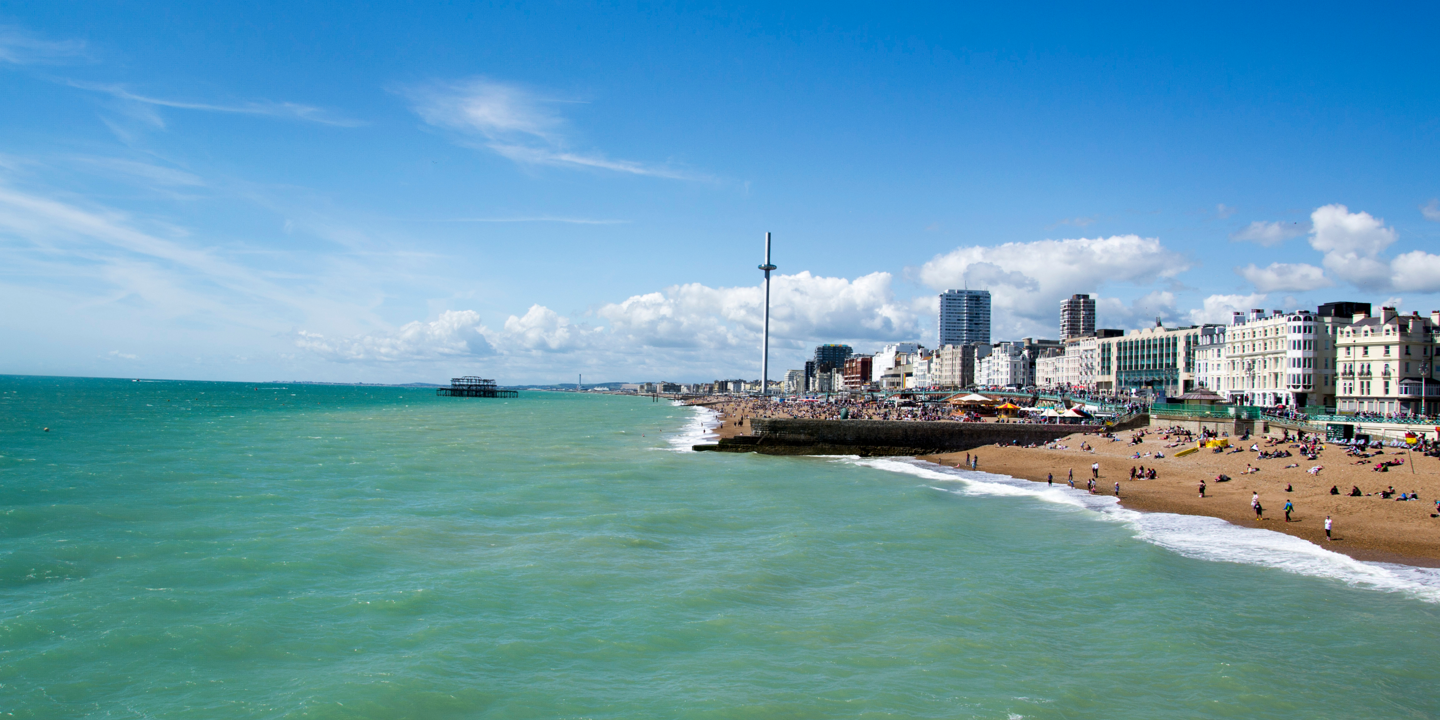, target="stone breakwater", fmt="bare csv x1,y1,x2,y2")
695,418,1099,456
